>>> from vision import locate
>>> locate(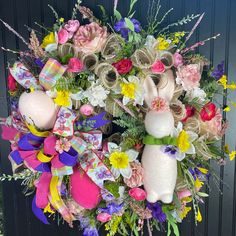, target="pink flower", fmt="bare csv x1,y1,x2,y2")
173,52,183,67
177,189,192,200
58,28,69,44
124,162,144,188
67,58,84,73
73,22,108,54
112,59,133,74
55,138,71,154
7,72,17,91
151,60,165,74
64,20,80,33
182,105,195,122
129,188,147,201
203,108,226,139
97,213,112,223
176,64,201,91
151,97,169,112
80,104,94,116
